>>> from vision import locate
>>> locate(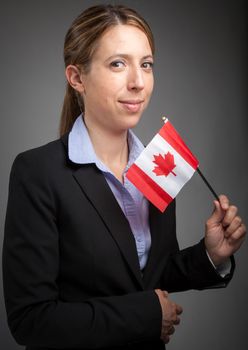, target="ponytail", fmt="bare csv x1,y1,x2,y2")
59,83,84,136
